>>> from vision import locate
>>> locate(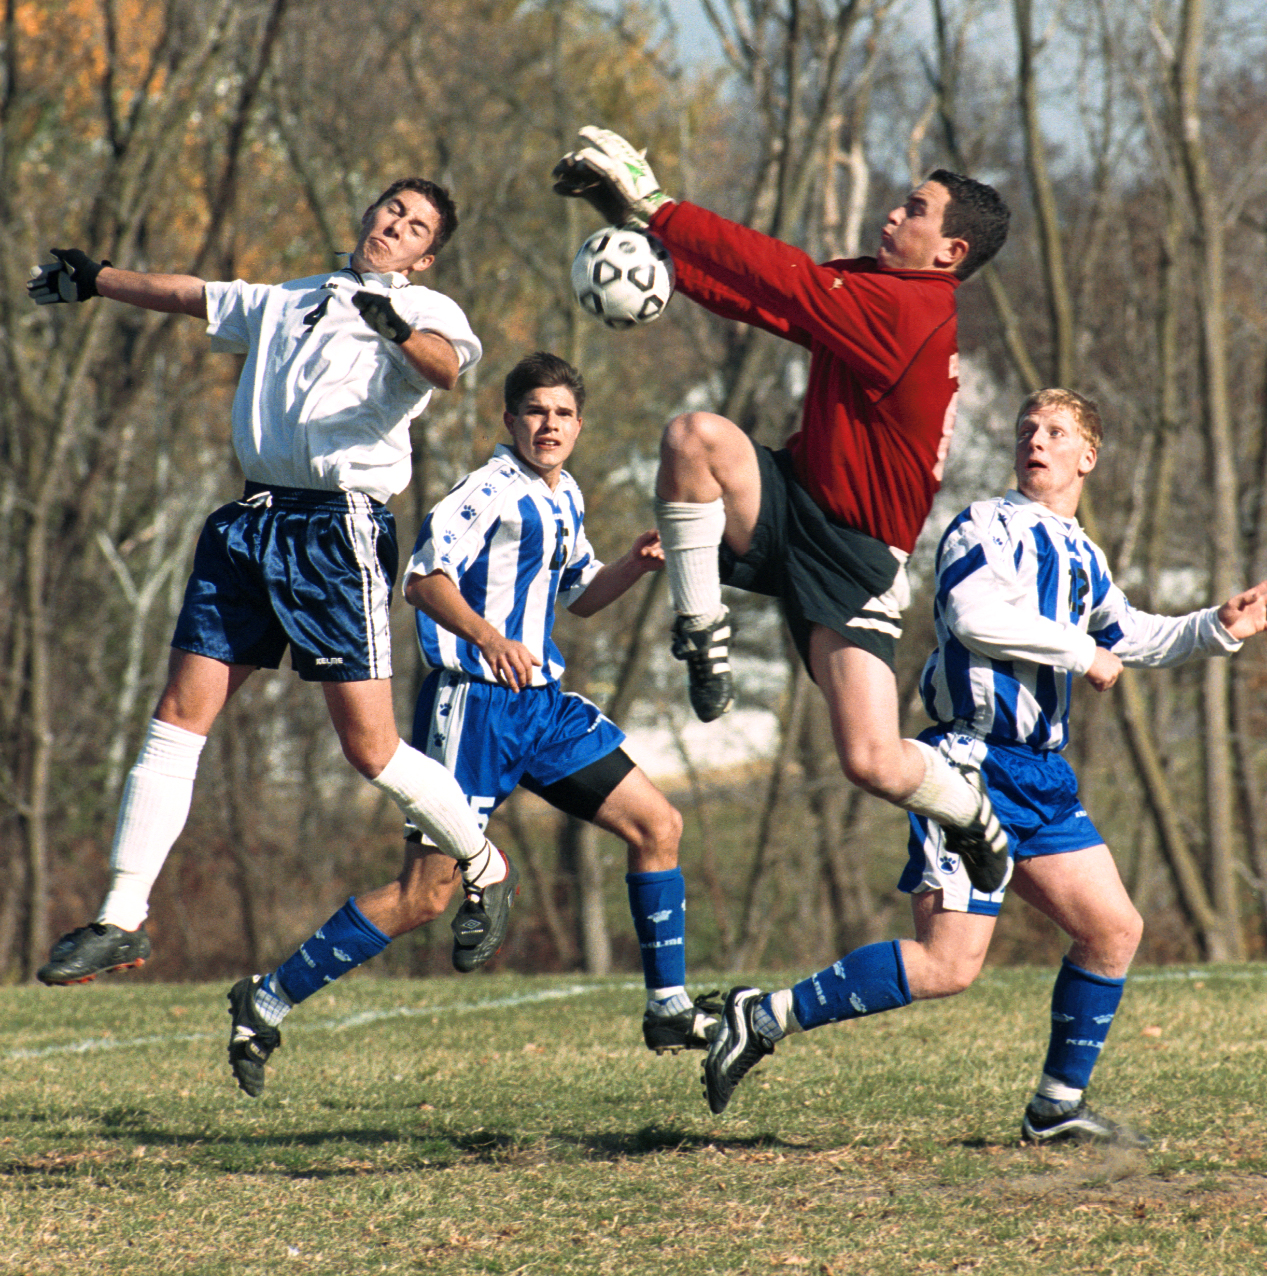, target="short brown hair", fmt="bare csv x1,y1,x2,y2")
928,169,1010,279
1015,388,1102,448
503,352,586,416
